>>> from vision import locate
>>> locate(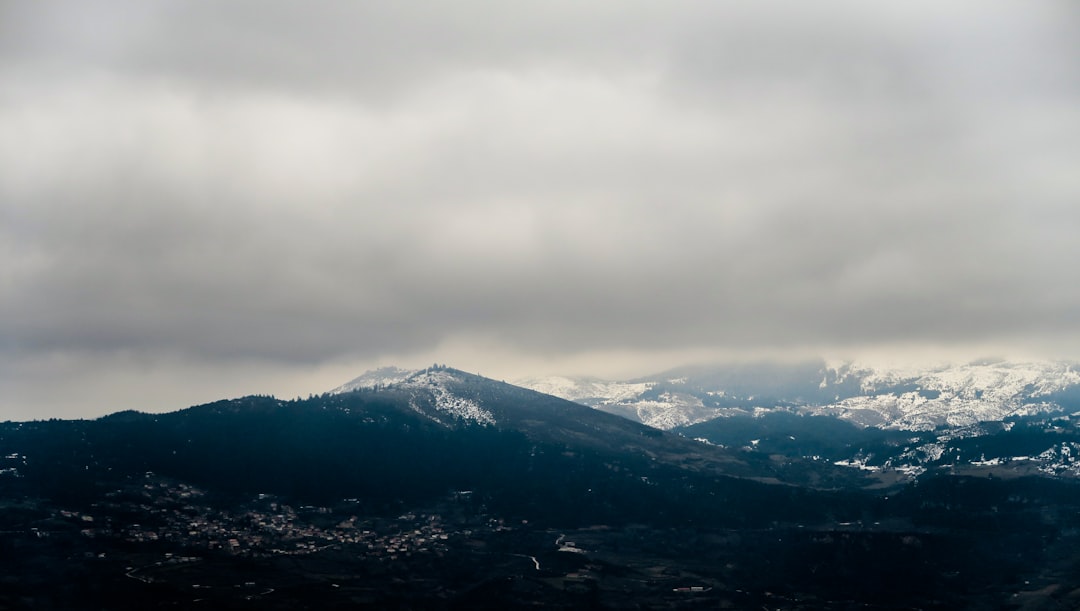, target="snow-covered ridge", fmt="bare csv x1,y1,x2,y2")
851,360,1080,398
515,376,718,429
514,376,652,404
519,360,1080,432
331,367,495,426
331,360,1080,433
630,396,714,430
819,360,1080,430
